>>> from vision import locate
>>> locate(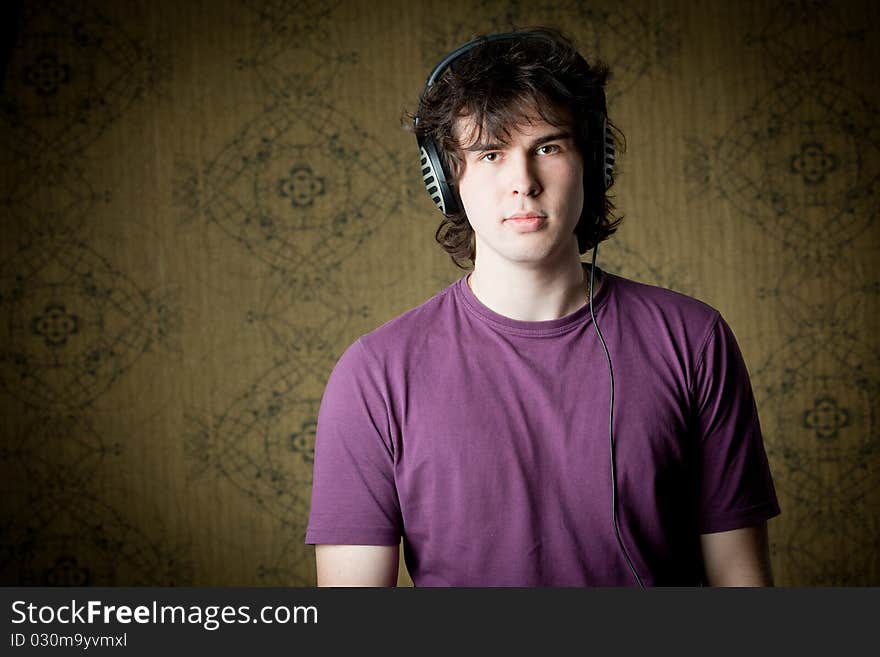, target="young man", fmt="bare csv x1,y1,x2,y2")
305,28,780,586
